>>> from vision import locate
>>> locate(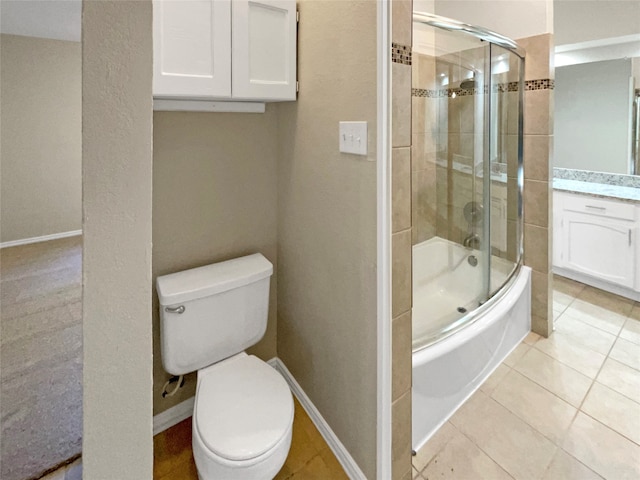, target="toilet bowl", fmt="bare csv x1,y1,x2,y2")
192,353,293,479
157,254,293,480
